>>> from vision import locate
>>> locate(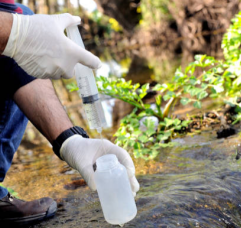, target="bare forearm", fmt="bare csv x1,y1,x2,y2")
0,12,13,53
13,79,73,144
